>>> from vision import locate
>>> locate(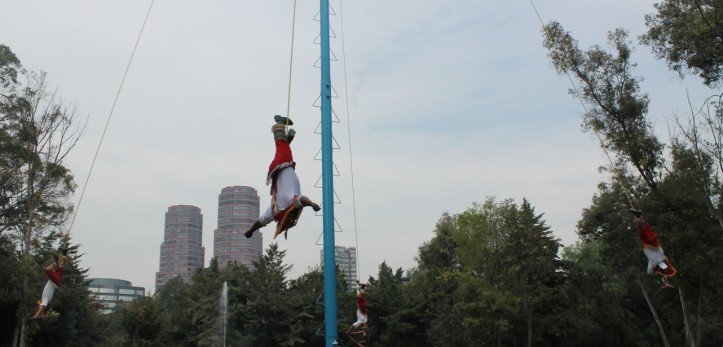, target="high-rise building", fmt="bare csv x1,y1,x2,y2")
214,186,262,266
321,246,358,290
89,278,145,314
155,205,204,290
